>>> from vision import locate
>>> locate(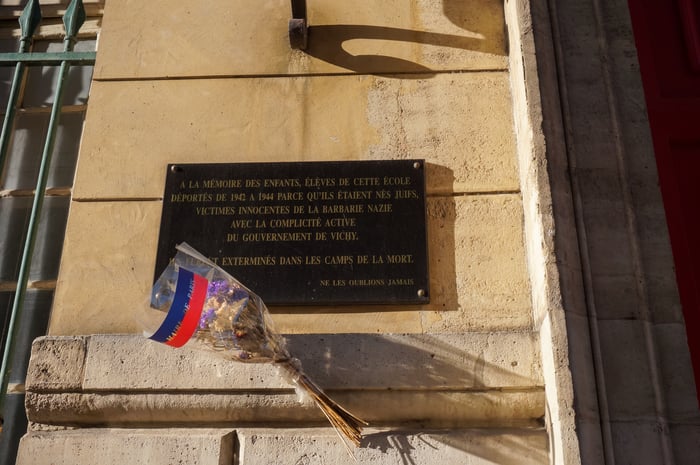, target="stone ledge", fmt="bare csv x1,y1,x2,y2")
26,390,544,428
238,427,550,465
29,333,541,391
50,195,531,335
25,333,544,428
16,429,234,465
16,427,550,465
